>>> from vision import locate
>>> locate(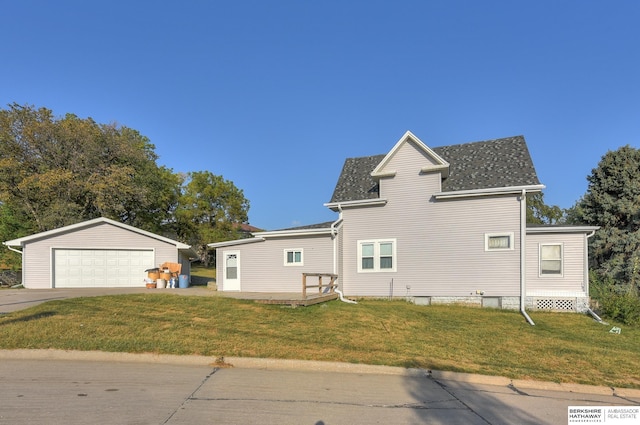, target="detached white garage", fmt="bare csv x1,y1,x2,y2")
3,217,197,289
